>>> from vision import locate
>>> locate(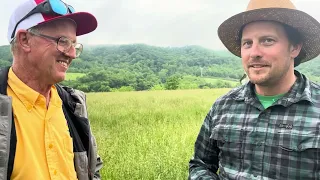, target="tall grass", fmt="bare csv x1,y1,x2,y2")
87,89,230,180
203,77,239,86
65,73,85,81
